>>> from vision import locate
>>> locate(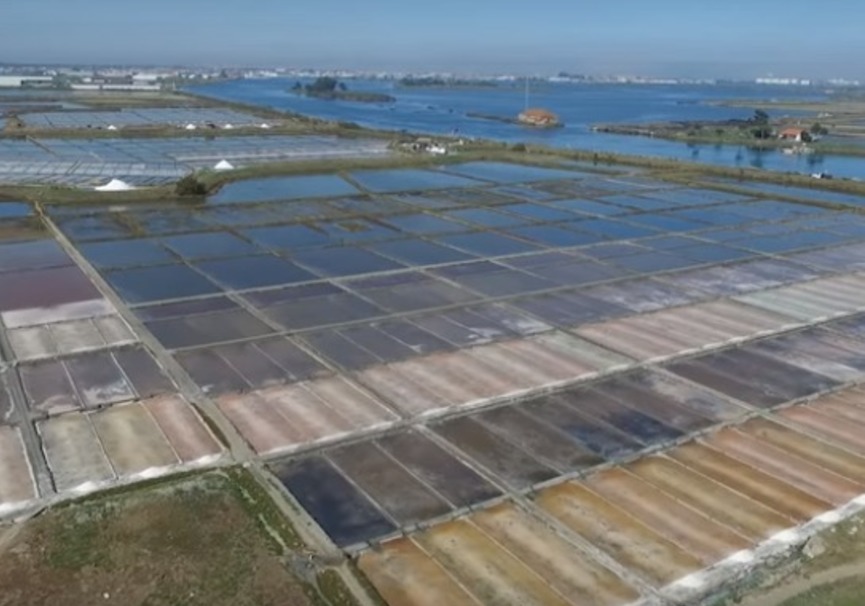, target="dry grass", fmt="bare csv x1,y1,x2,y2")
0,471,360,606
